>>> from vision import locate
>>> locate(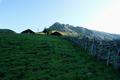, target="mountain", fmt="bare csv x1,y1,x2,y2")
48,22,120,68
0,33,119,80
48,22,120,40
